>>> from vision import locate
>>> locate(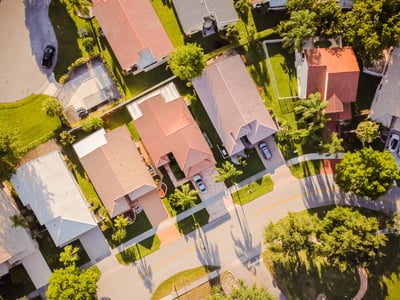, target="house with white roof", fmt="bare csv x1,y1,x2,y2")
11,151,110,263
0,189,51,289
